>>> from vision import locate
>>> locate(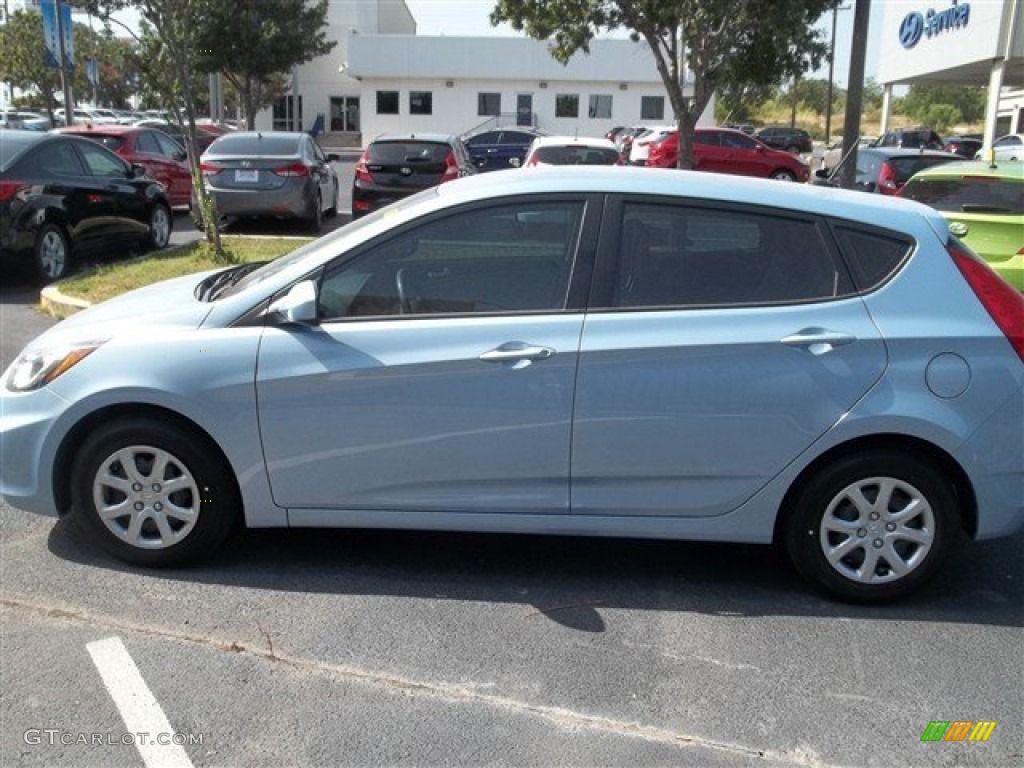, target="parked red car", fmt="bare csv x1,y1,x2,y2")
53,124,193,207
647,128,809,182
